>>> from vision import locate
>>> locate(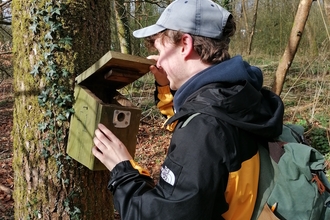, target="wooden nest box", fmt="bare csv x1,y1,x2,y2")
67,51,154,170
